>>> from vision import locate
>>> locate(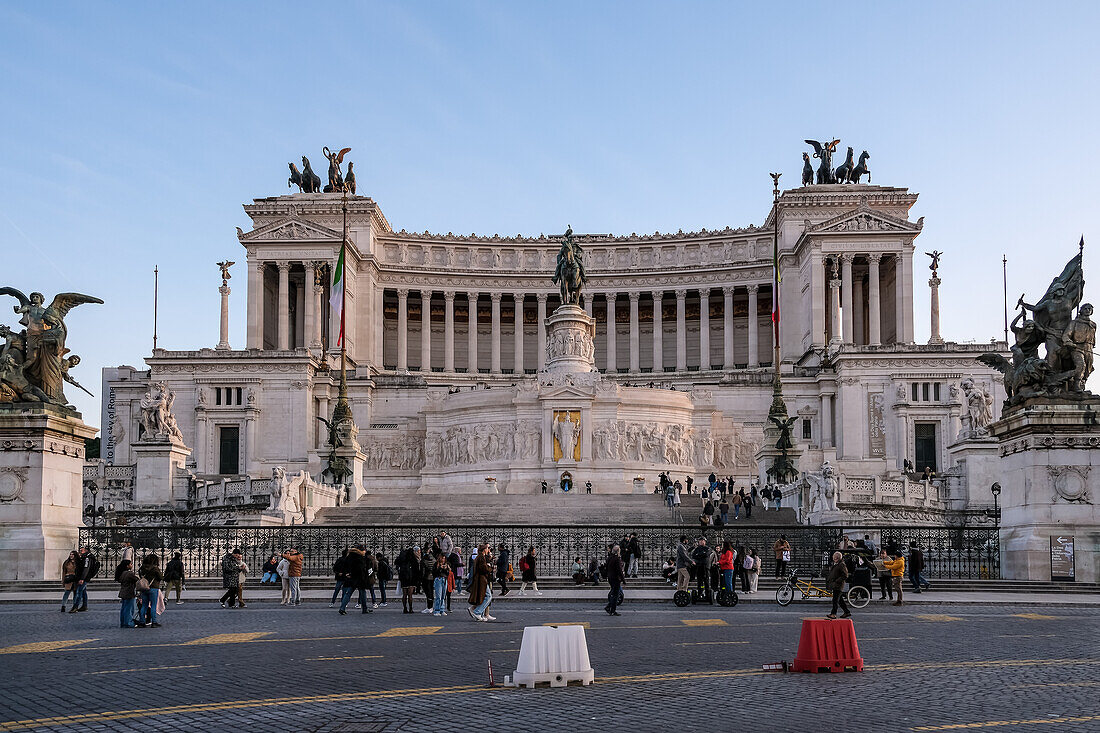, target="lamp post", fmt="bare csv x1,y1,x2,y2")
84,484,105,528
990,482,1001,525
